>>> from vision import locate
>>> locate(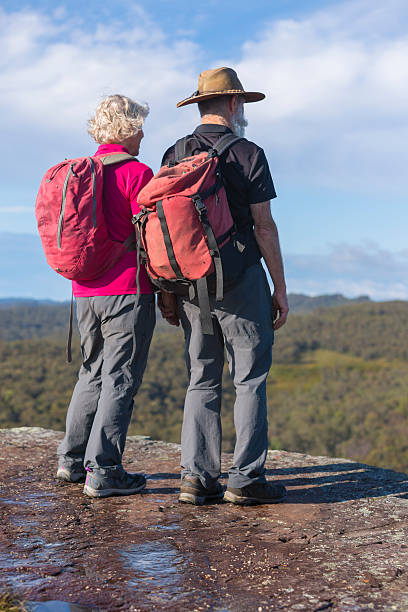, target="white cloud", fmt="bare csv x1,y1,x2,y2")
0,5,199,176
0,9,57,59
234,0,408,191
1,0,407,199
287,278,408,301
285,242,408,300
239,0,408,120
